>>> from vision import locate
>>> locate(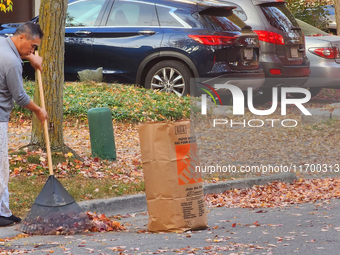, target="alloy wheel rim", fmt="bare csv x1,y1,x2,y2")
150,67,185,97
